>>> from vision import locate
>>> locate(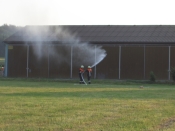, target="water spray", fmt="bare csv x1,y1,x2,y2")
91,53,107,68
24,26,107,80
